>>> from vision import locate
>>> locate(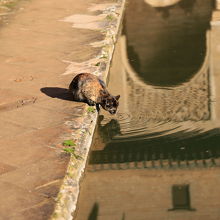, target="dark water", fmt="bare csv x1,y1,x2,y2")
75,0,220,220
125,0,211,87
